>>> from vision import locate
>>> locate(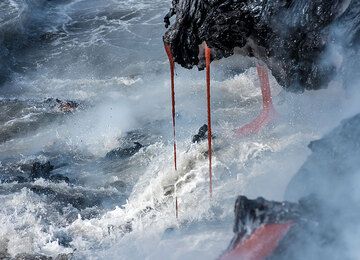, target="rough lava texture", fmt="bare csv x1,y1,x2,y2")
225,196,300,253
223,113,360,259
192,124,208,143
164,0,360,91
